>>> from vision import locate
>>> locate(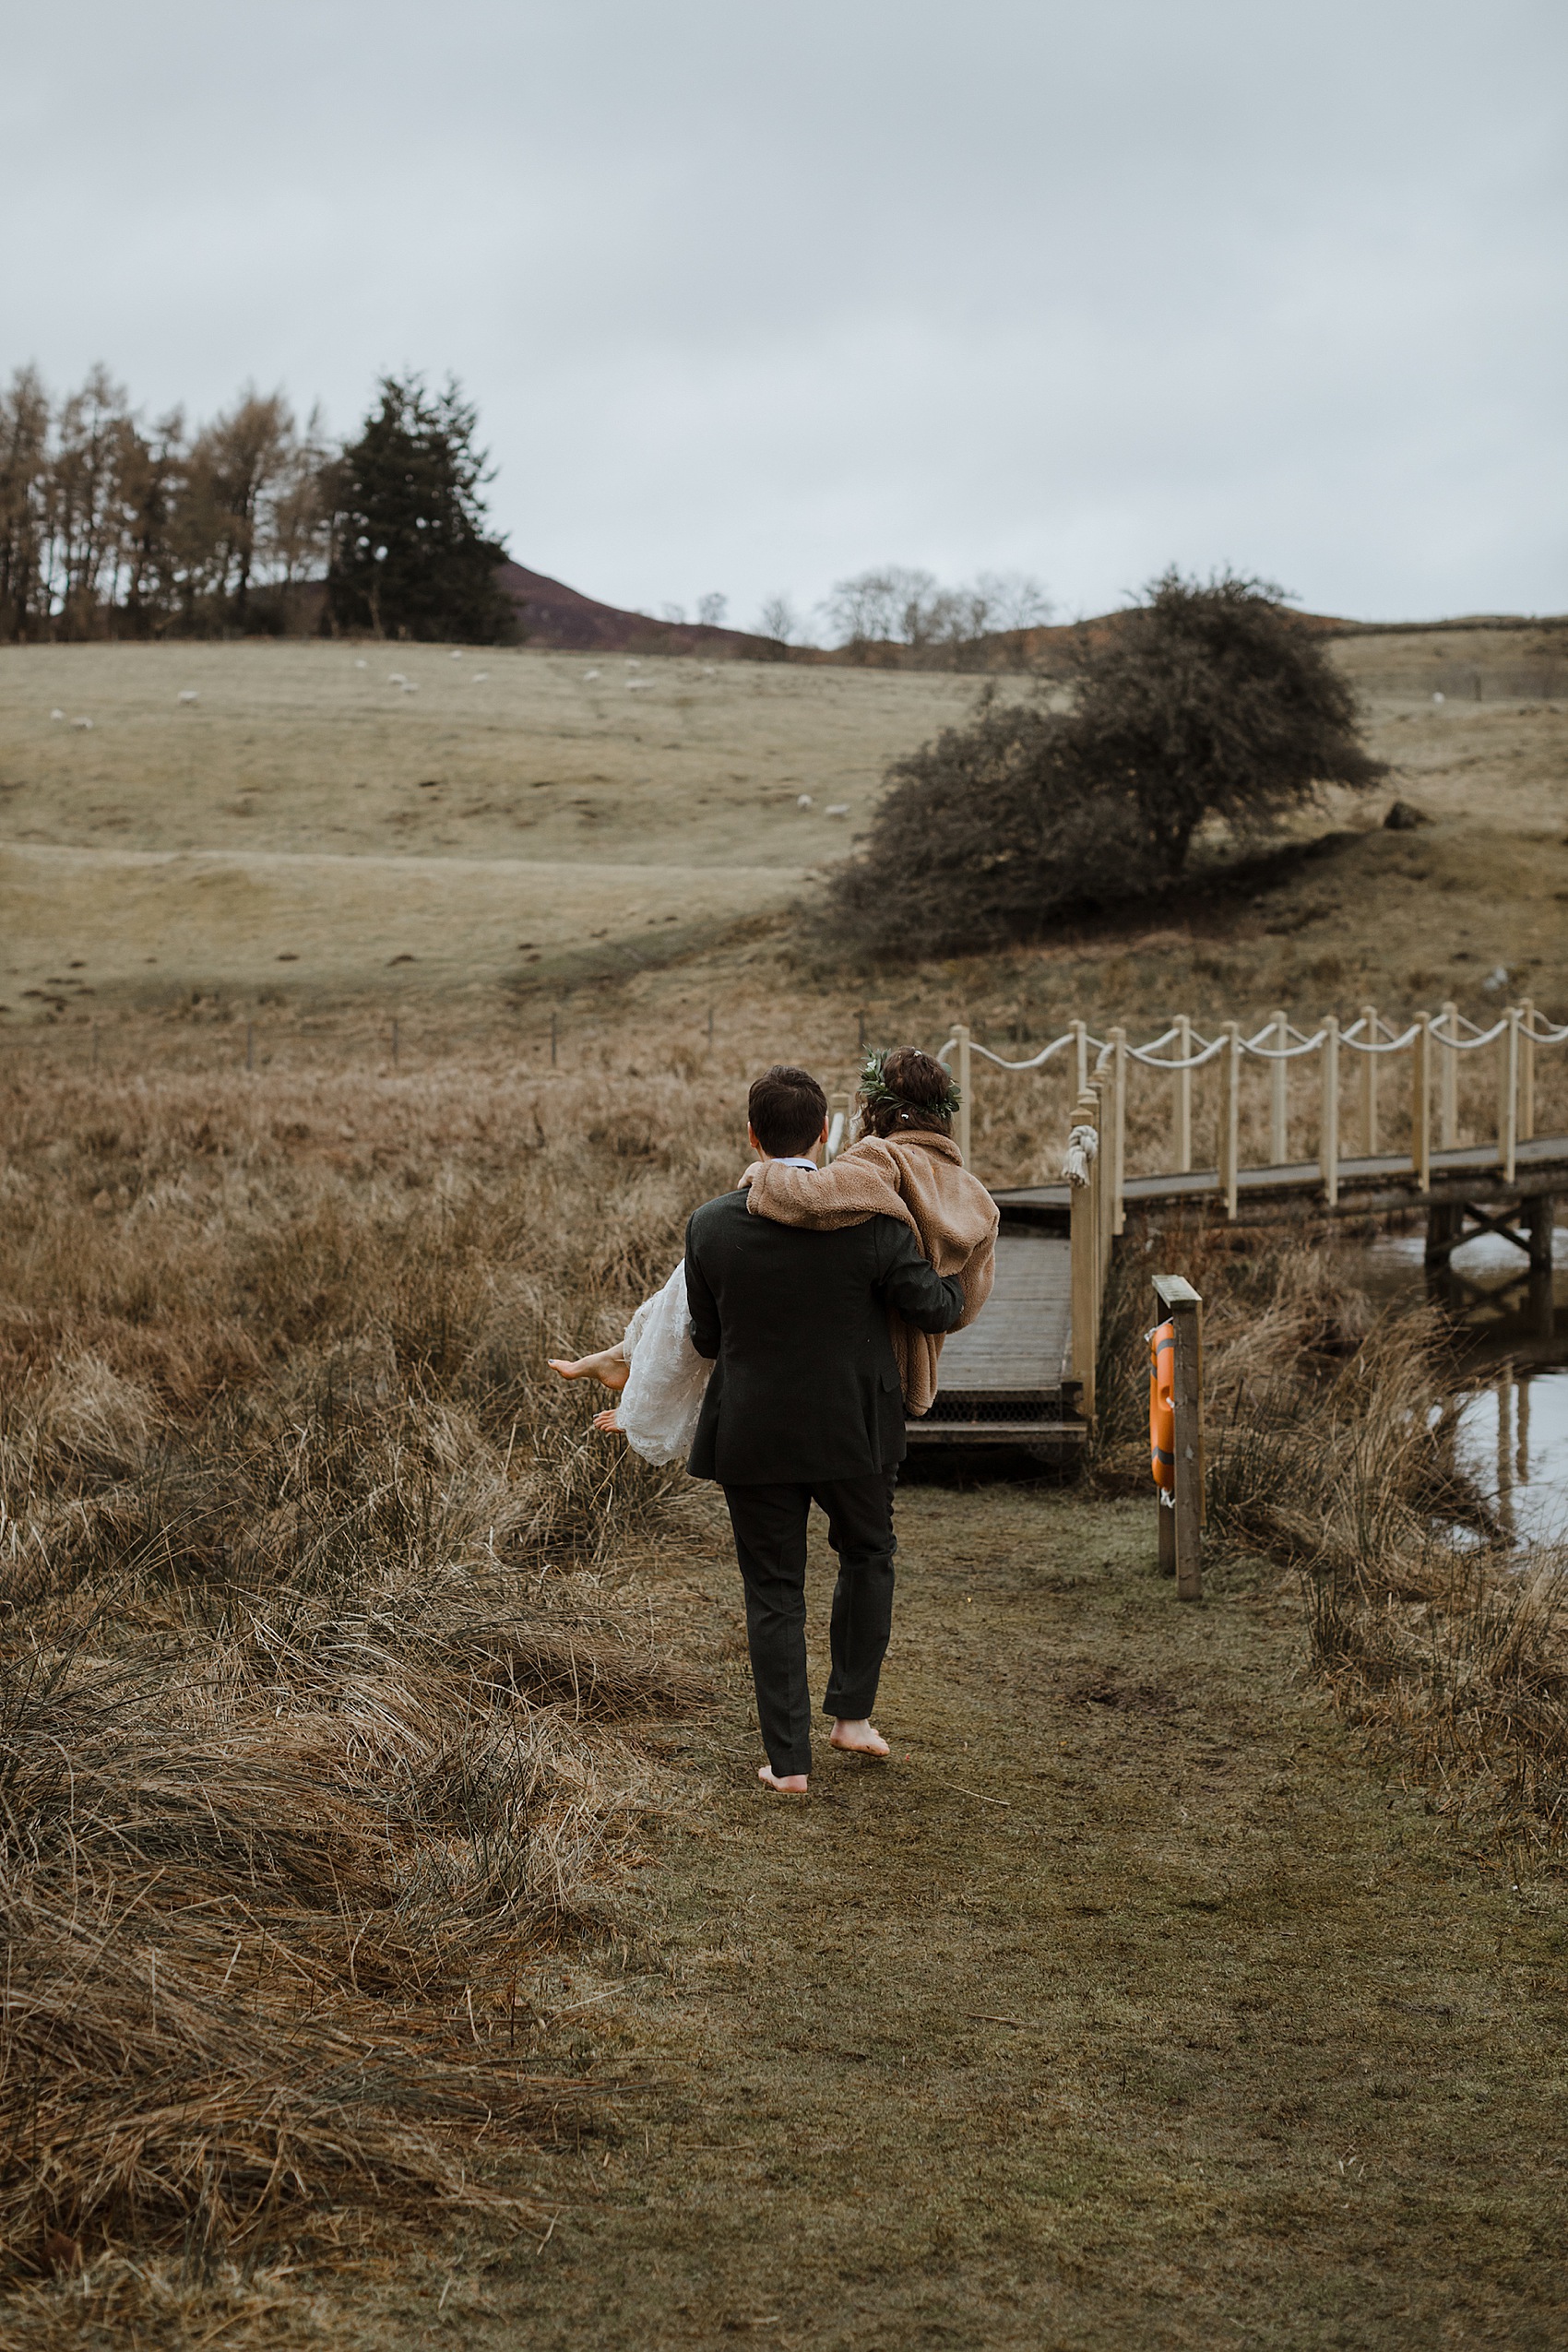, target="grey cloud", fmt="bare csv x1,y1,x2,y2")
5,0,1564,623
